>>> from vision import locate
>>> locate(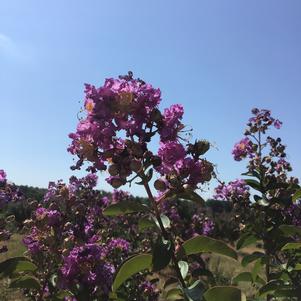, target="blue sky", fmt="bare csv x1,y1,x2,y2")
1,0,301,197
